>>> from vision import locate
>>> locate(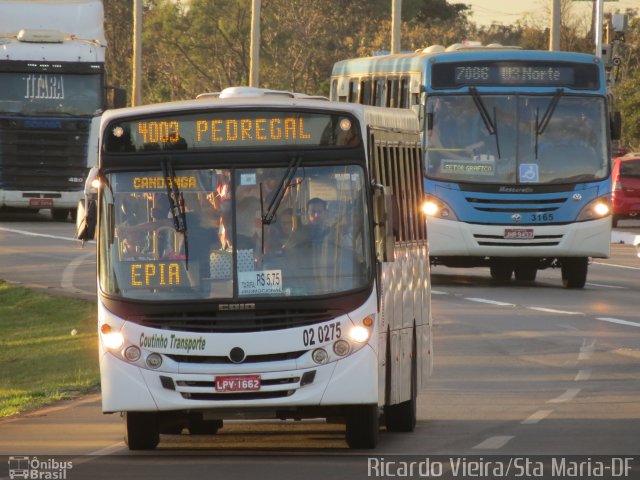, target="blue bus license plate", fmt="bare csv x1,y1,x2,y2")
215,375,261,392
504,228,534,239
